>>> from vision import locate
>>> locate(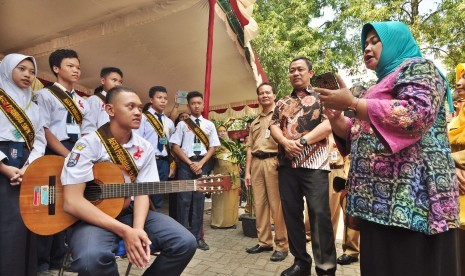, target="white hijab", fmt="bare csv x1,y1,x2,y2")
0,53,38,108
